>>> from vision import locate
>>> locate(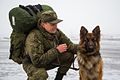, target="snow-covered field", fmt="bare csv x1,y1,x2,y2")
0,37,120,80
